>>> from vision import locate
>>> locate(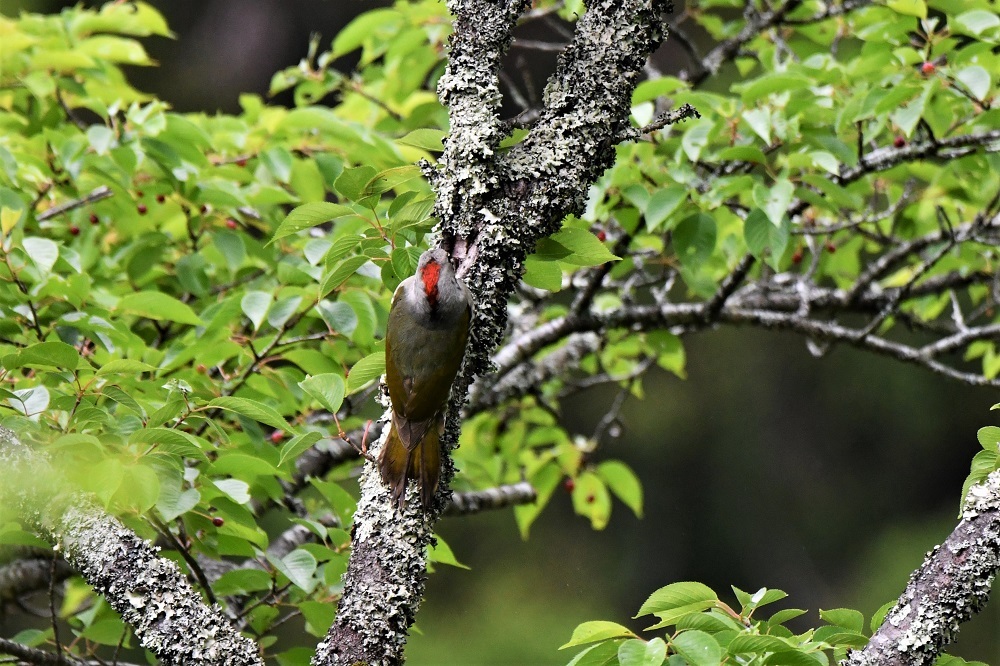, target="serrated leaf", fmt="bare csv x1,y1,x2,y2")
363,165,421,197
3,341,79,371
97,359,156,375
209,396,293,433
130,427,209,461
270,202,356,244
672,630,722,666
427,534,469,569
320,255,370,297
241,291,273,331
22,237,59,274
299,374,346,414
560,621,636,649
346,352,386,393
278,431,323,468
673,213,717,270
270,548,318,593
335,165,378,202
637,582,718,617
118,291,203,326
646,187,687,232
522,255,563,291
753,180,794,227
545,227,619,267
886,0,926,18
398,128,445,151
619,637,667,666
977,426,1000,450
597,460,643,518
